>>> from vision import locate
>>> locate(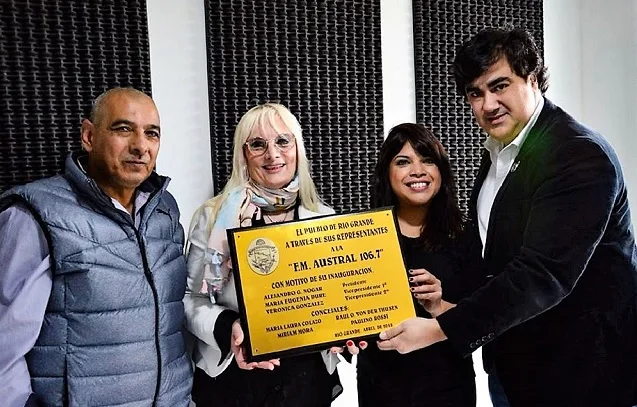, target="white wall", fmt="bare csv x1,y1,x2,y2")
147,0,214,228
580,0,637,215
543,0,583,119
147,1,637,406
544,0,637,224
381,0,417,136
